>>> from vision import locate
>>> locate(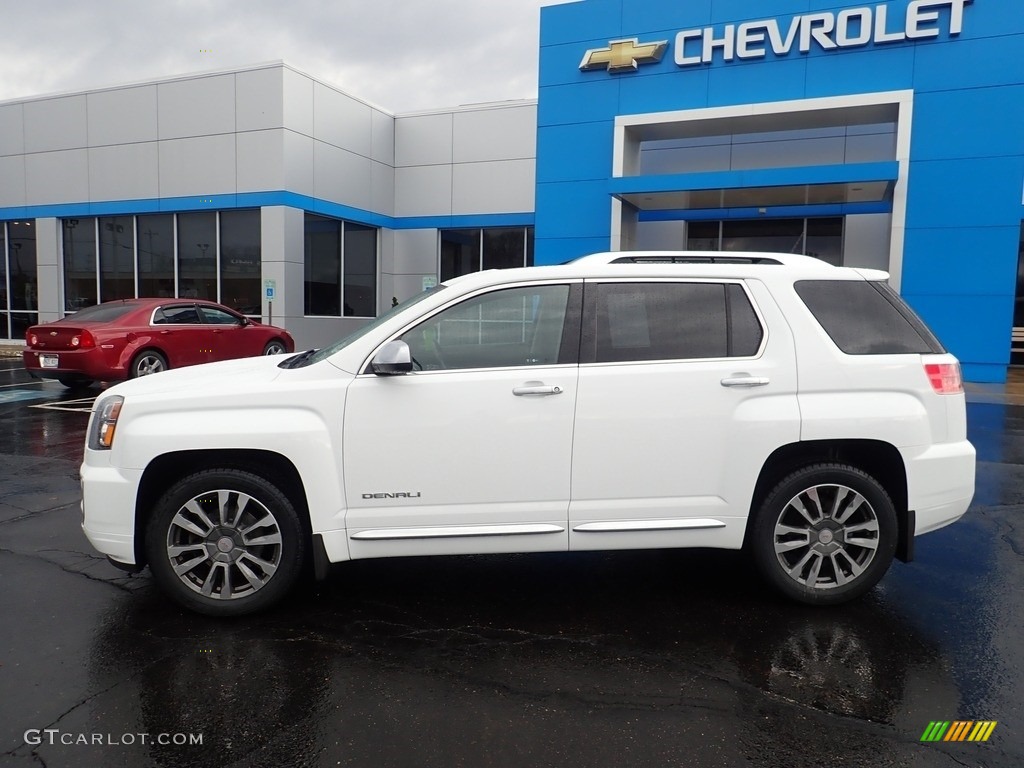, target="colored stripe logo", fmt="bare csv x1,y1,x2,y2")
921,721,998,742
